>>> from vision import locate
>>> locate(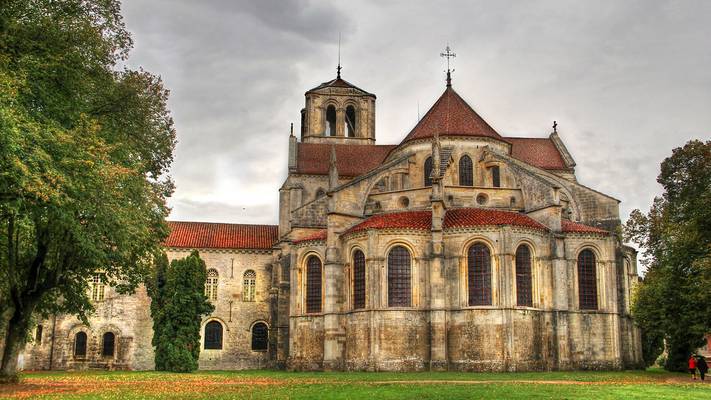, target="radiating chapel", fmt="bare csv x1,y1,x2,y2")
21,59,643,372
